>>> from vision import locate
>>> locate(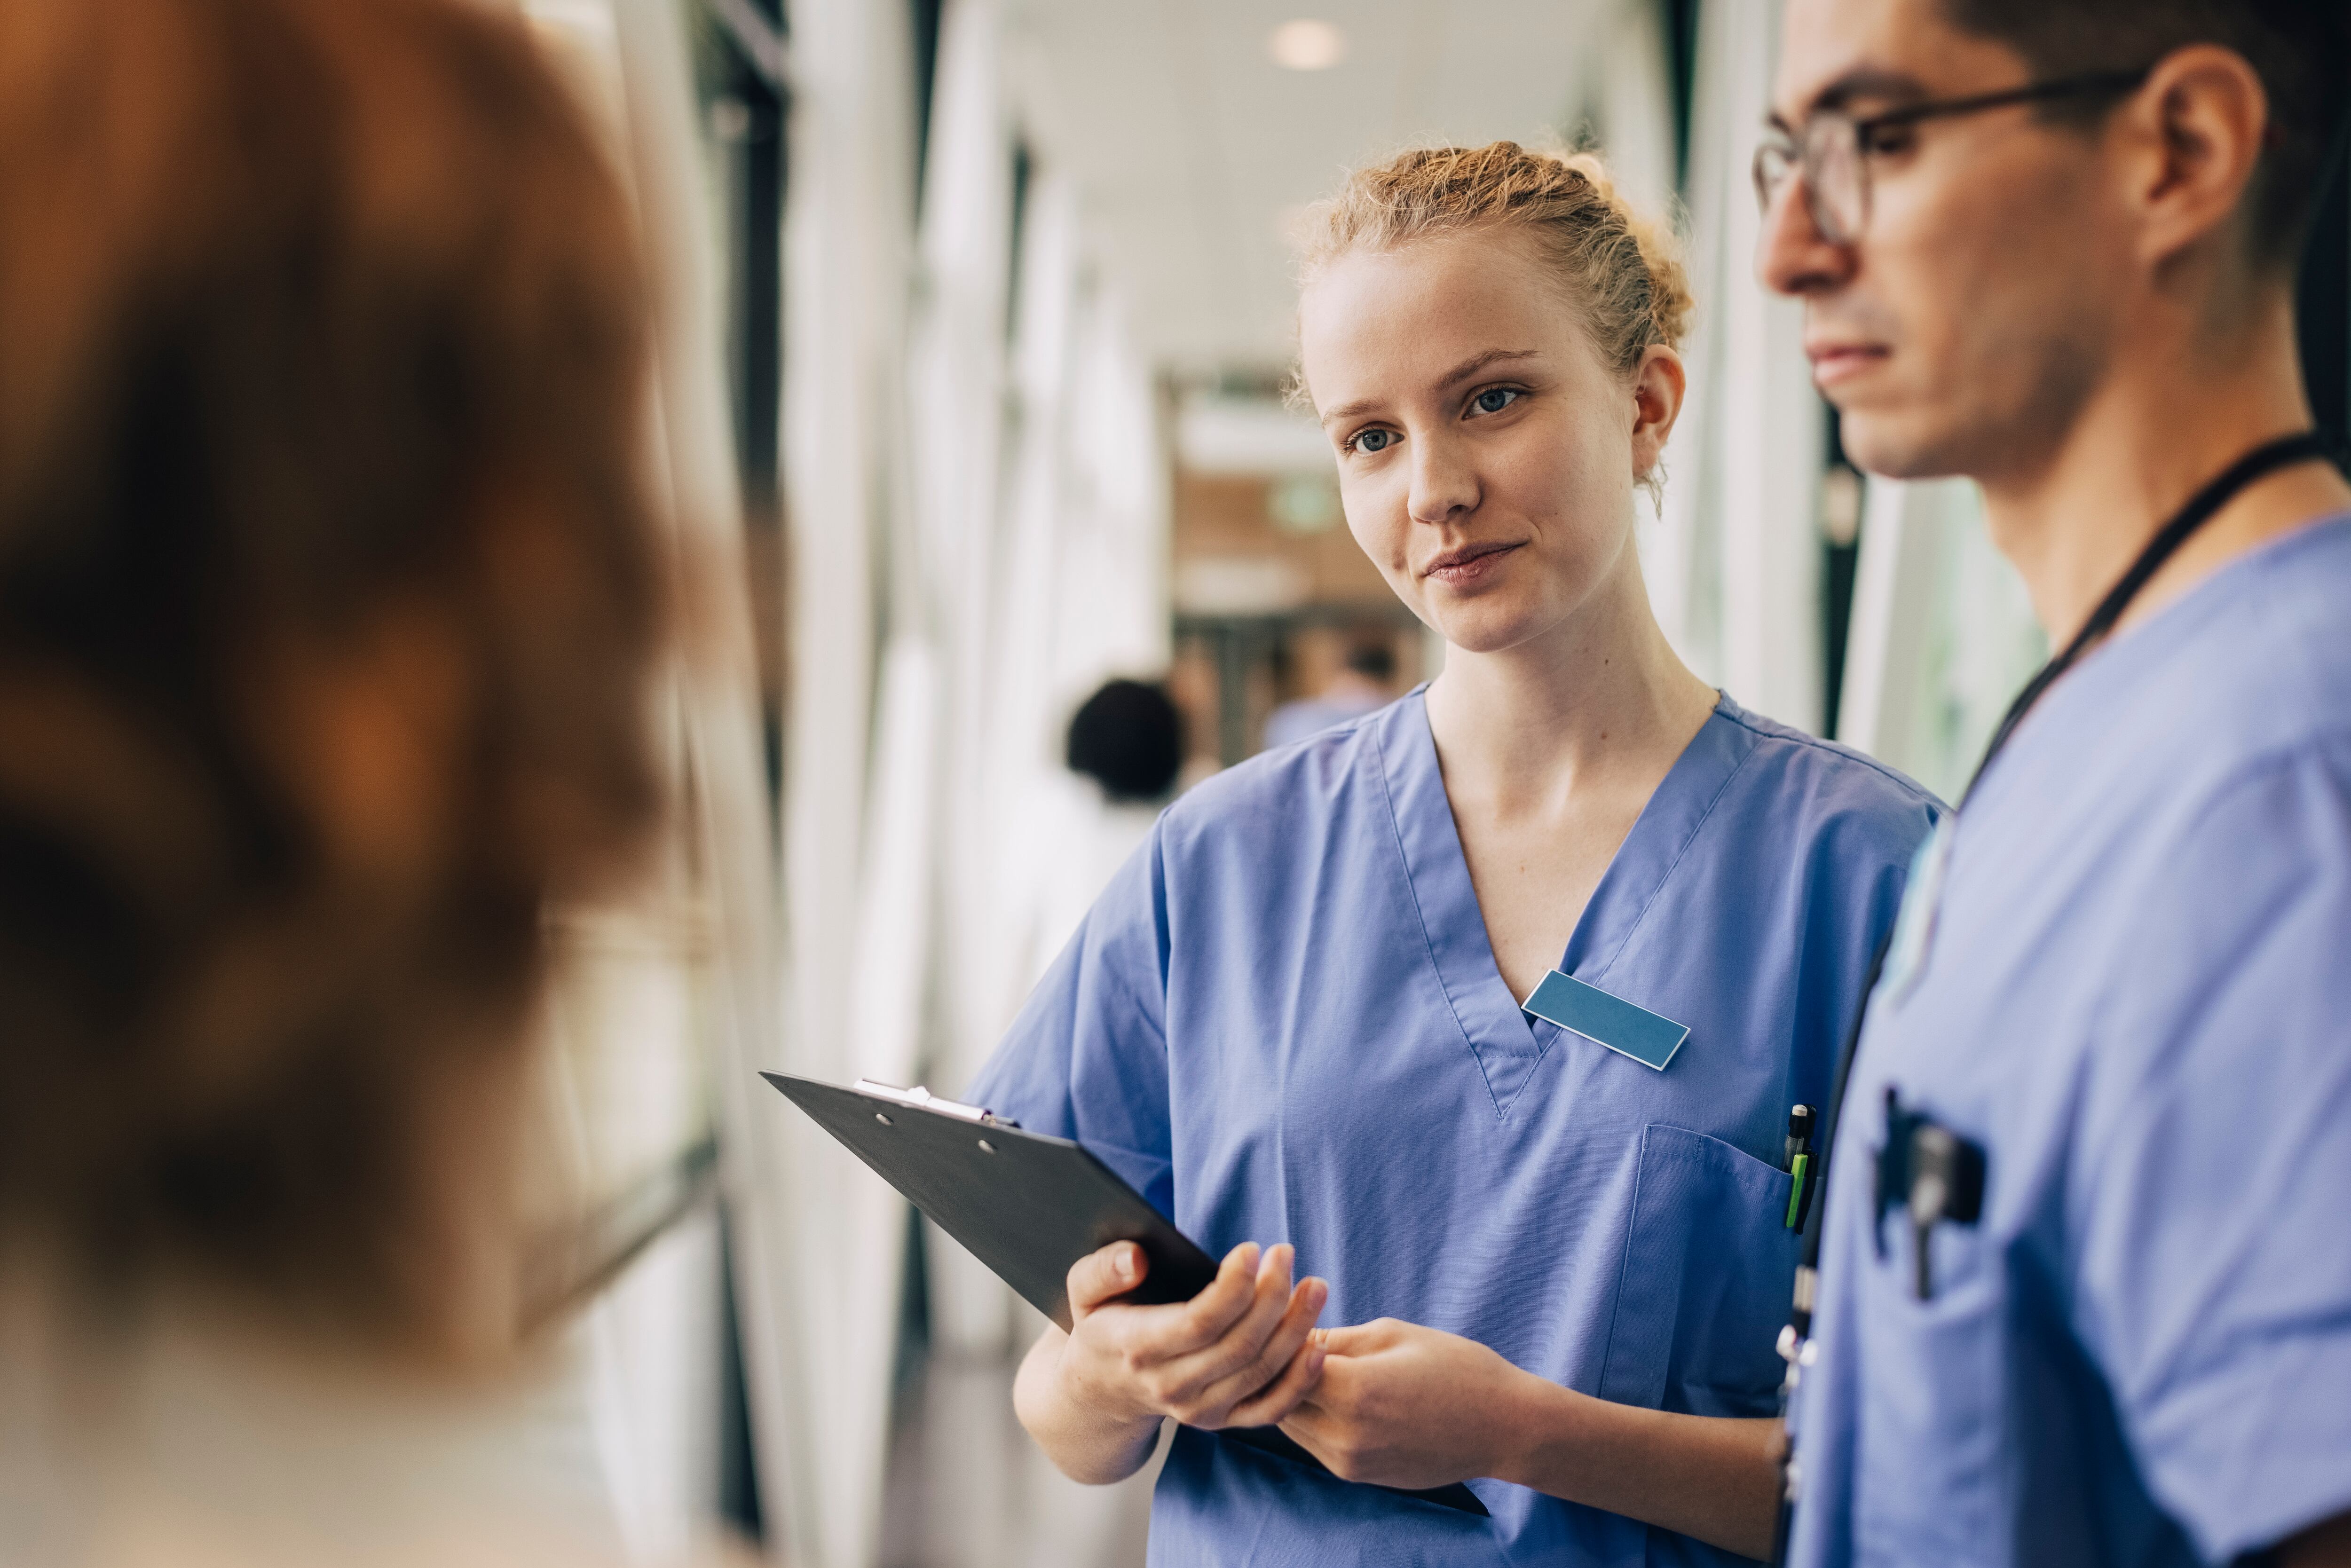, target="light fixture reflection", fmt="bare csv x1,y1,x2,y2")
1268,18,1345,71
